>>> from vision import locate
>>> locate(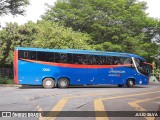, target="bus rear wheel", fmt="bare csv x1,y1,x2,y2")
43,78,55,89
58,78,69,88
126,79,134,88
